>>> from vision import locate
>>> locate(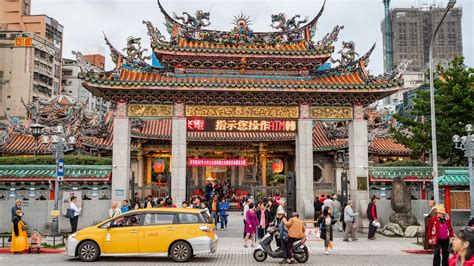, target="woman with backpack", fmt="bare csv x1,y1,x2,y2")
68,196,83,233
317,206,337,255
